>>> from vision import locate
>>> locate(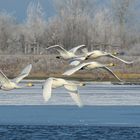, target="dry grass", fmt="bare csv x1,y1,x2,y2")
0,54,139,81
